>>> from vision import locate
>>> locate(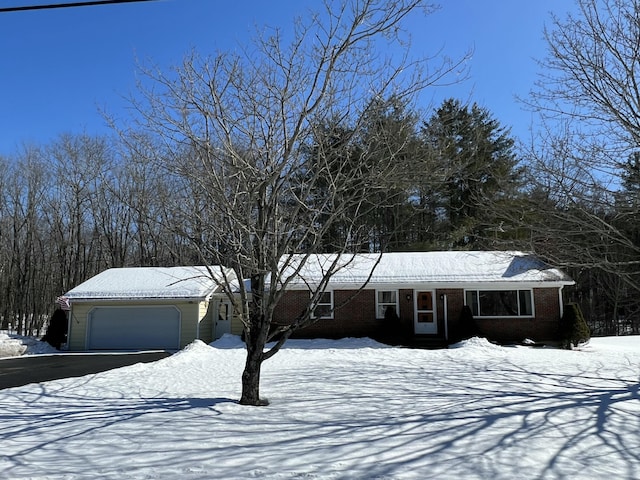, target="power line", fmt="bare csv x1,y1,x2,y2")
0,0,159,13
